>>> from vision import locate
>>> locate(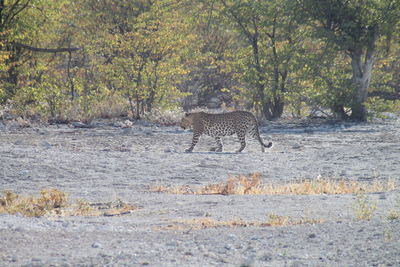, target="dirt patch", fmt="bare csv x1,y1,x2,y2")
1,117,400,266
